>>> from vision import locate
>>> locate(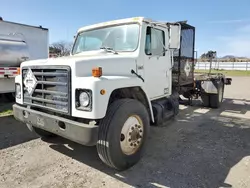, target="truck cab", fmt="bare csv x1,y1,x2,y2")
13,17,183,170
